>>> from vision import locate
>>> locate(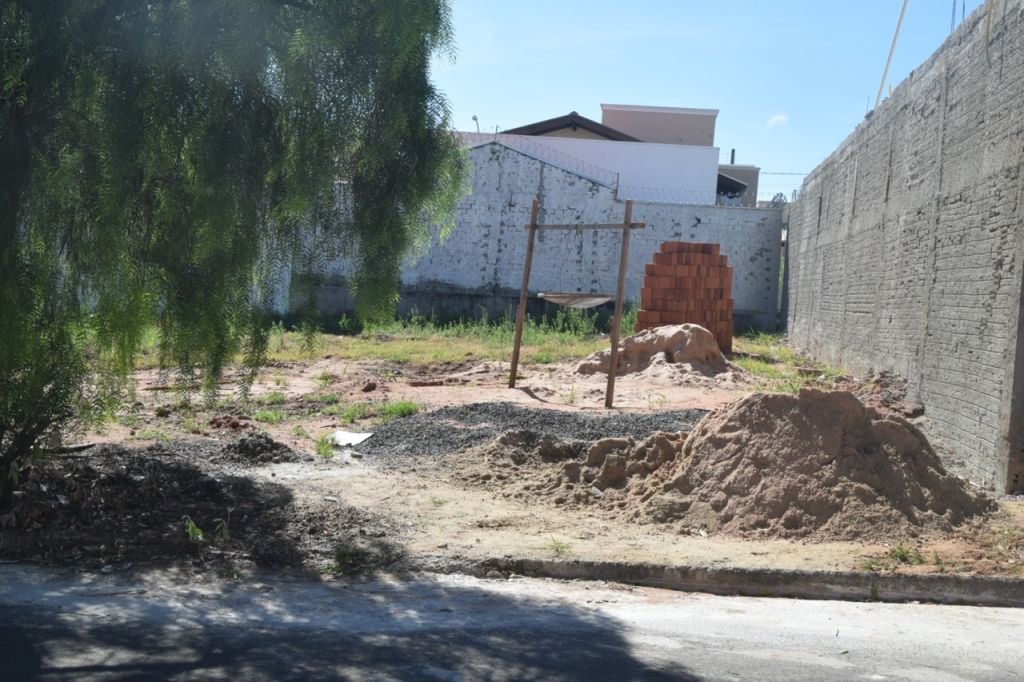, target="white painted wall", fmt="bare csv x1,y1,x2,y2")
302,143,783,328
458,132,719,205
